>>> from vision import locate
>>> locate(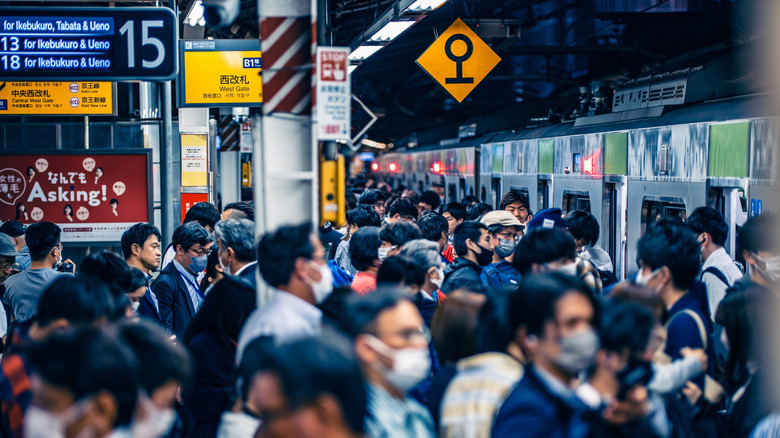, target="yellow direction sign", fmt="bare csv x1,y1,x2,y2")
416,18,501,103
0,81,113,115
180,40,263,107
